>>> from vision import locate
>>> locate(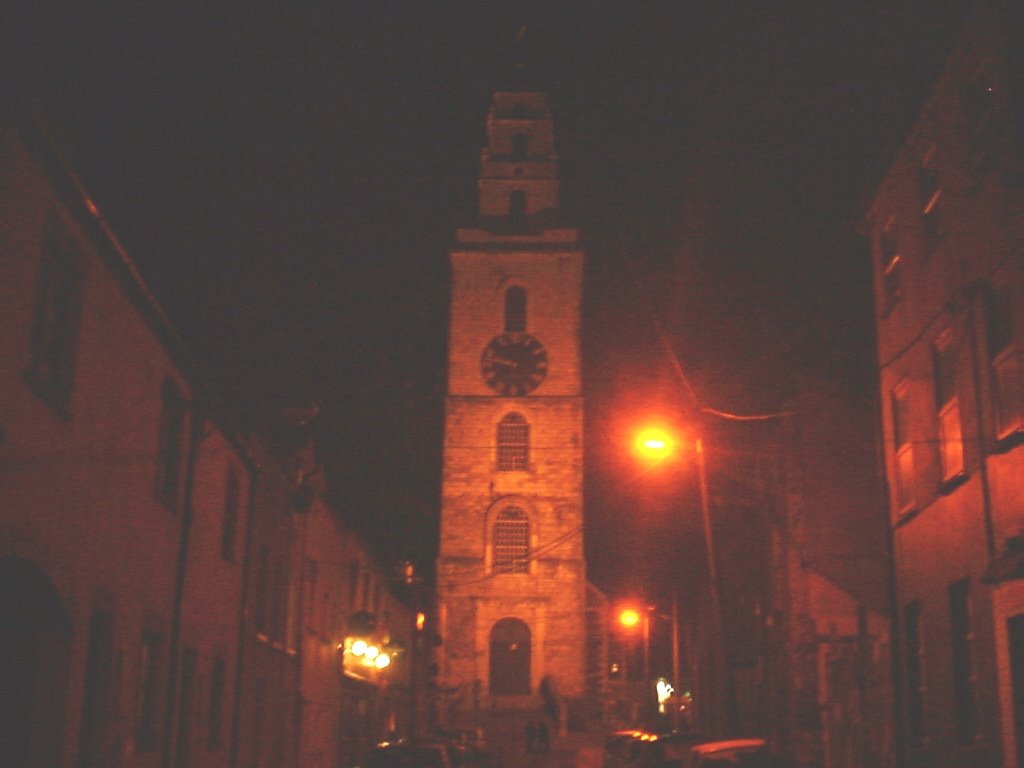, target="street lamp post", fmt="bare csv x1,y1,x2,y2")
634,427,726,737
618,606,651,723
